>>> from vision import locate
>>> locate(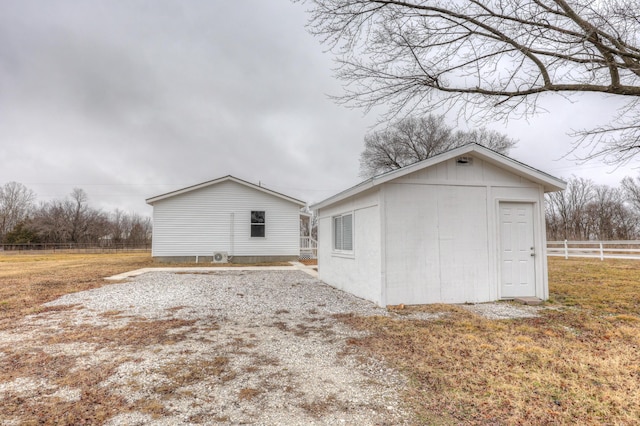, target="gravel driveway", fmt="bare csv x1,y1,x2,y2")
1,270,409,425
